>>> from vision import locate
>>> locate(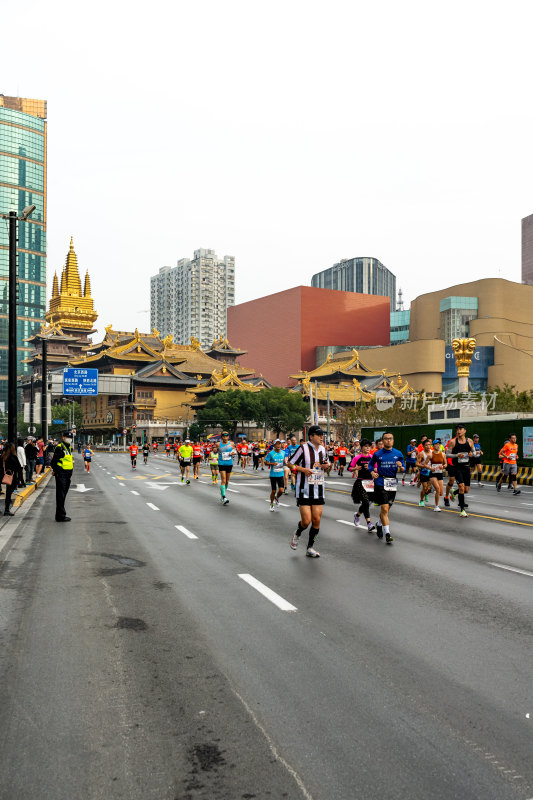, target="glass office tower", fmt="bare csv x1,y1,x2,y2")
311,257,396,311
0,96,47,413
